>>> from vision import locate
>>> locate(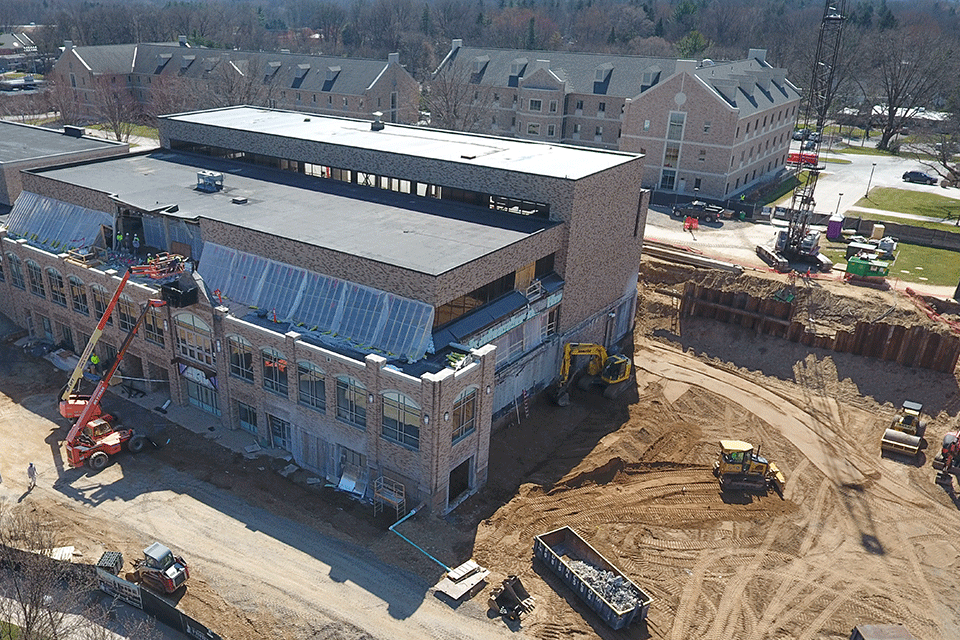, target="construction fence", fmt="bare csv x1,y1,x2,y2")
680,282,960,373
